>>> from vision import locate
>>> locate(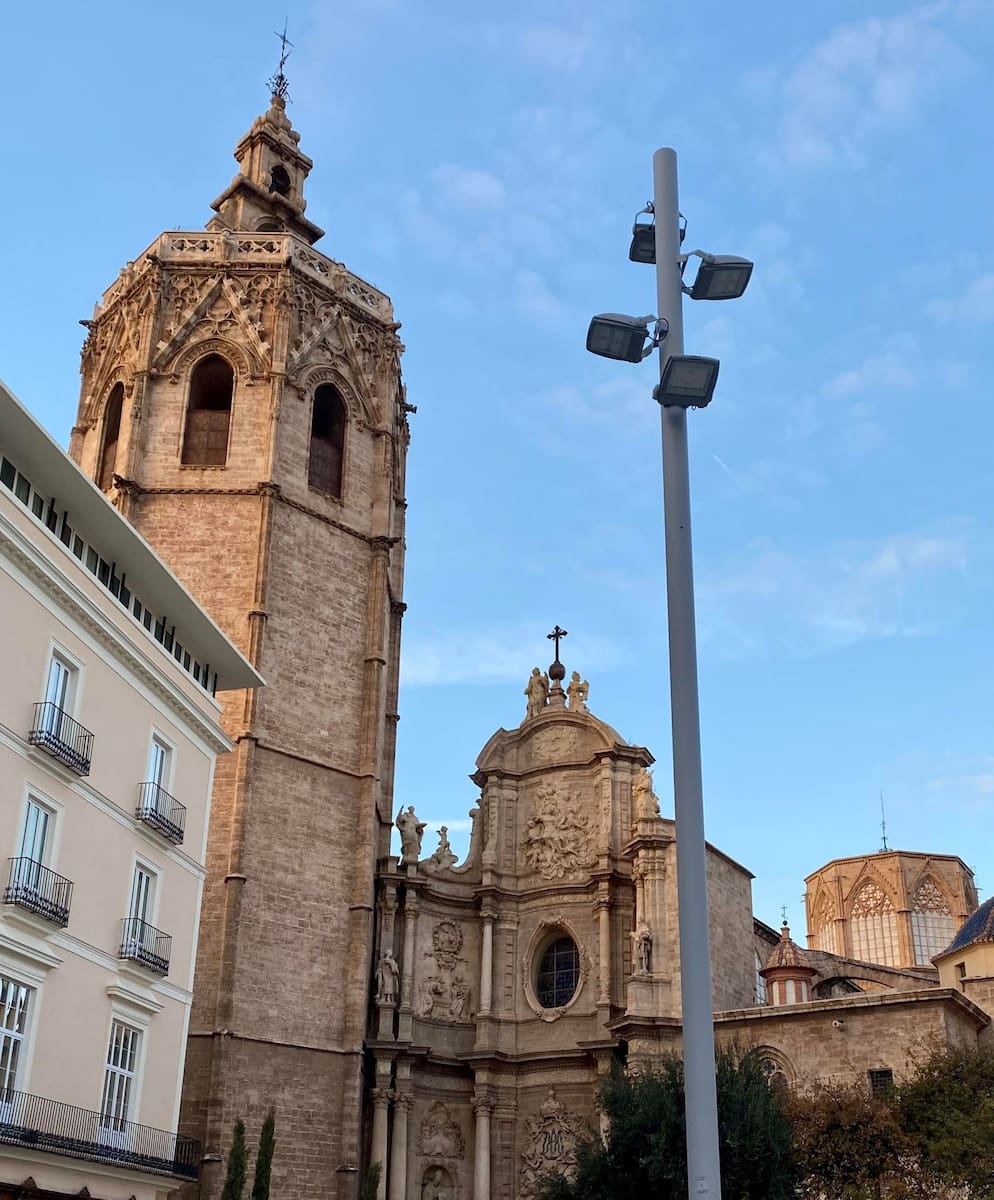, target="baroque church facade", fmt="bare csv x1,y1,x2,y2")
65,86,993,1200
